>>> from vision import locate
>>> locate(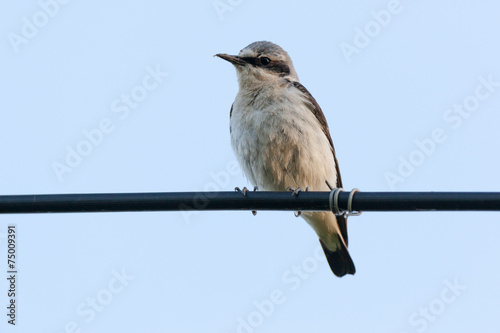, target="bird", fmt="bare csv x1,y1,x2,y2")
215,41,355,277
